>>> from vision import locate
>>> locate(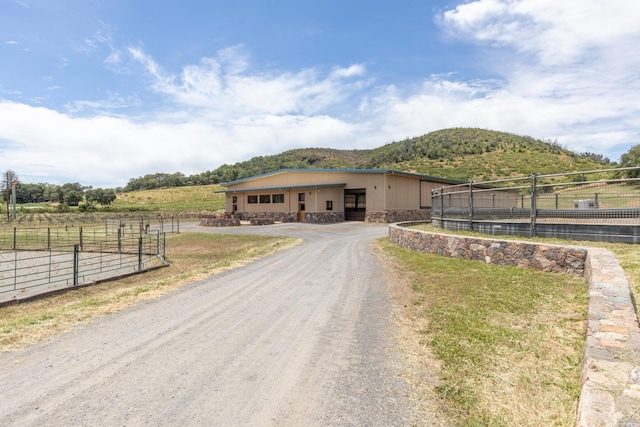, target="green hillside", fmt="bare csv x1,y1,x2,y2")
369,128,609,180
203,128,611,184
